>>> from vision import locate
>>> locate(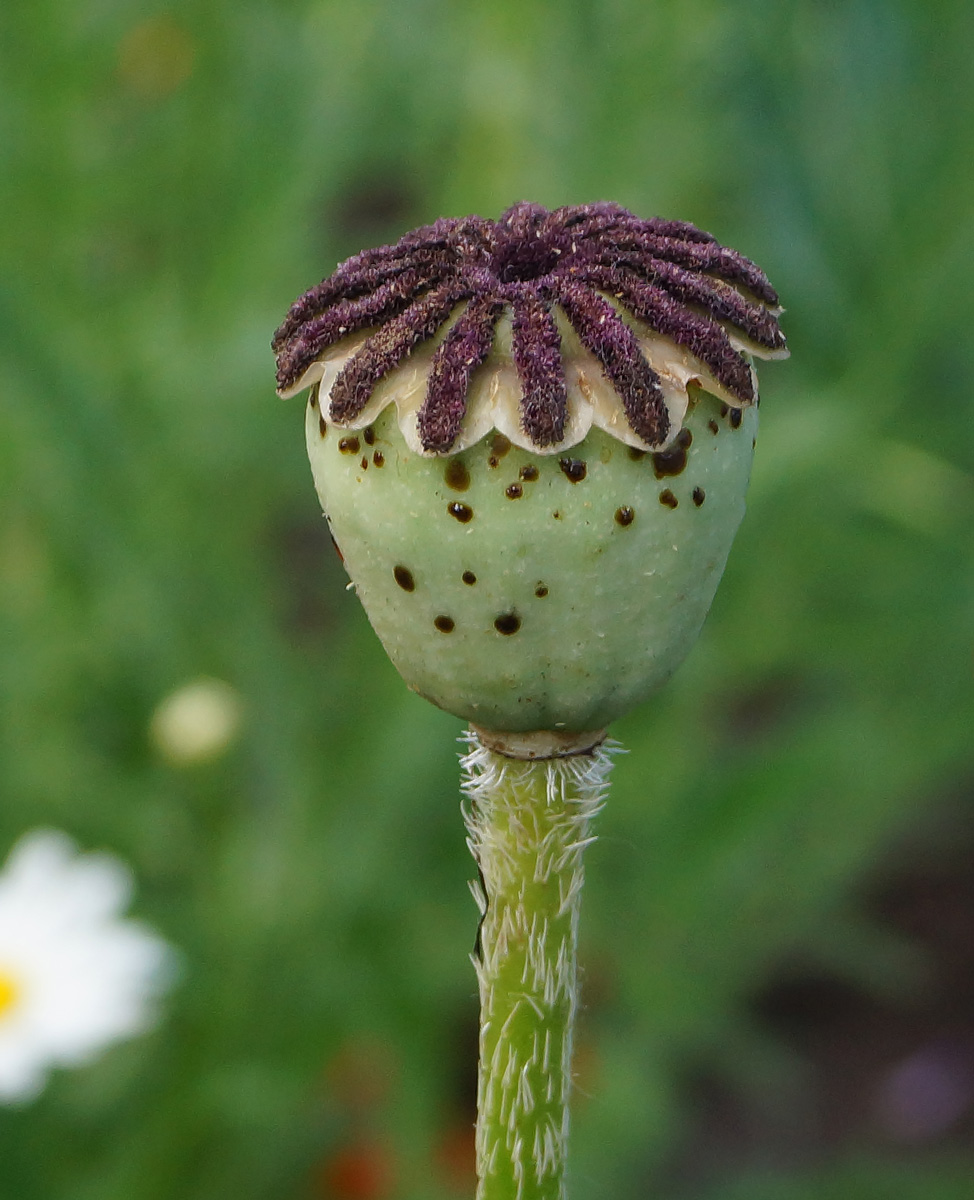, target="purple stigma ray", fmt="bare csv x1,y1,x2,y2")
511,290,568,447
577,260,785,353
641,217,719,244
599,277,756,401
419,296,504,453
329,283,471,422
274,267,444,391
557,281,669,447
575,230,780,307
273,201,786,452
